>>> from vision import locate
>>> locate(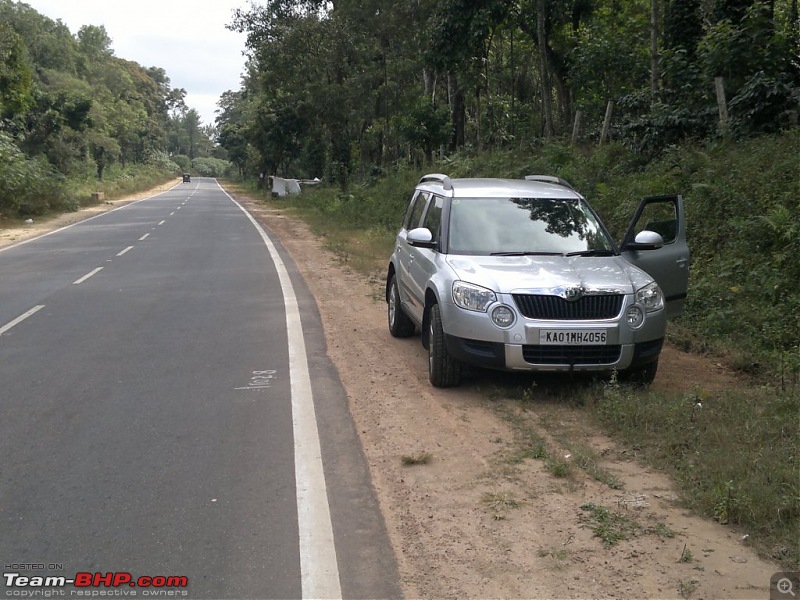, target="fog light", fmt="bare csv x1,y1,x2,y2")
626,305,645,329
491,305,515,328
